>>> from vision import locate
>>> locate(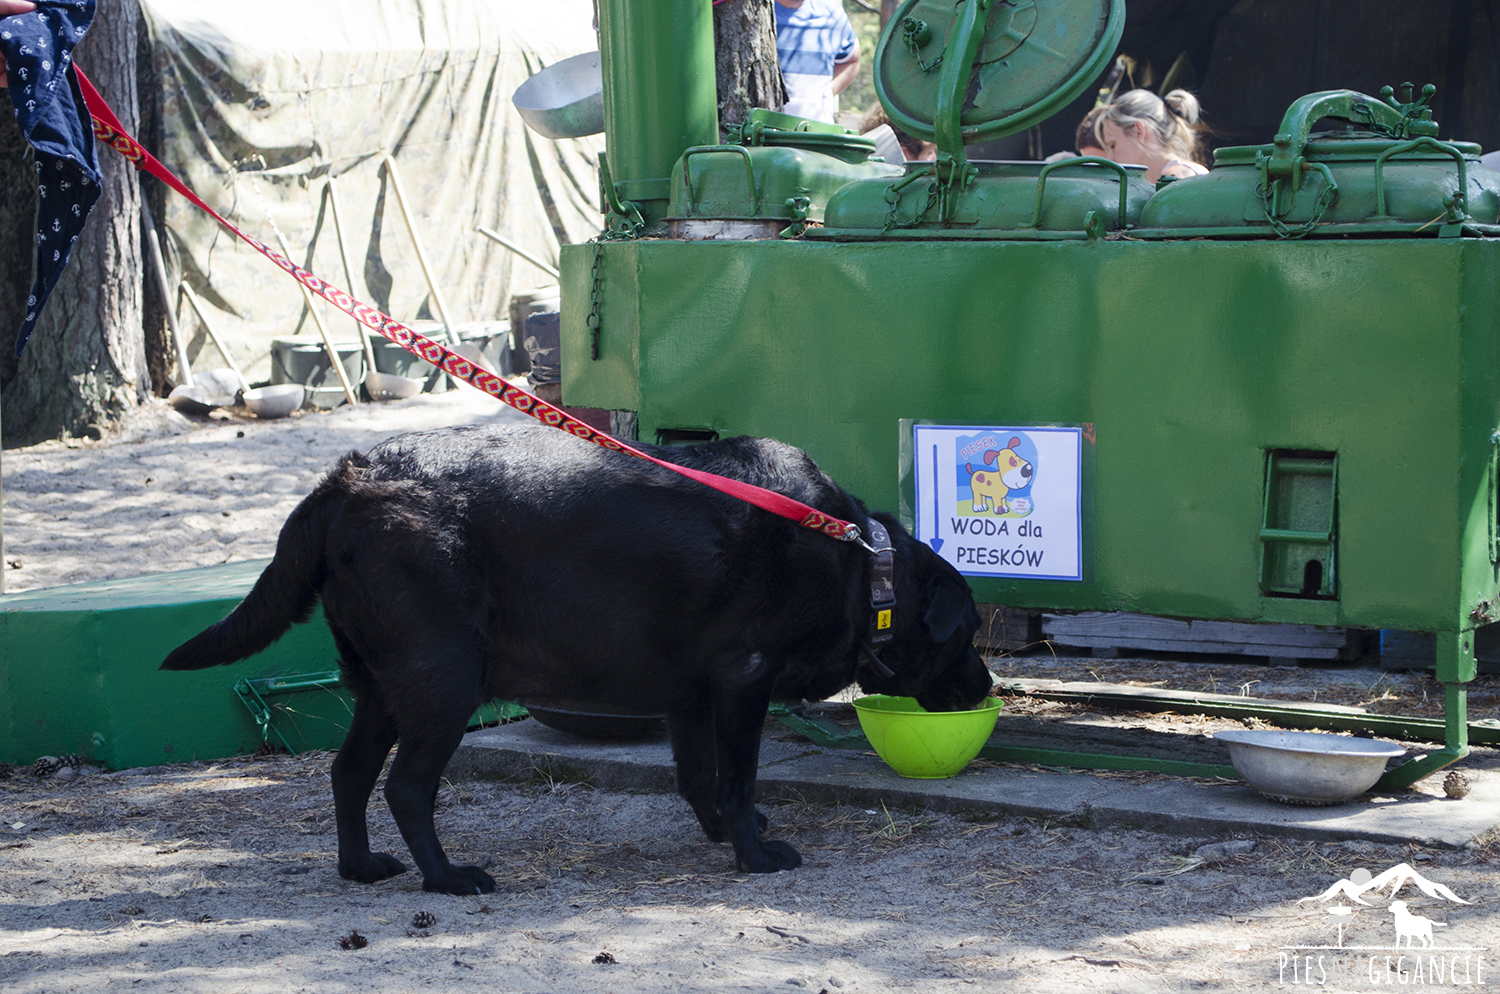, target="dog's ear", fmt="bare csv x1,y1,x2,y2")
922,569,974,644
